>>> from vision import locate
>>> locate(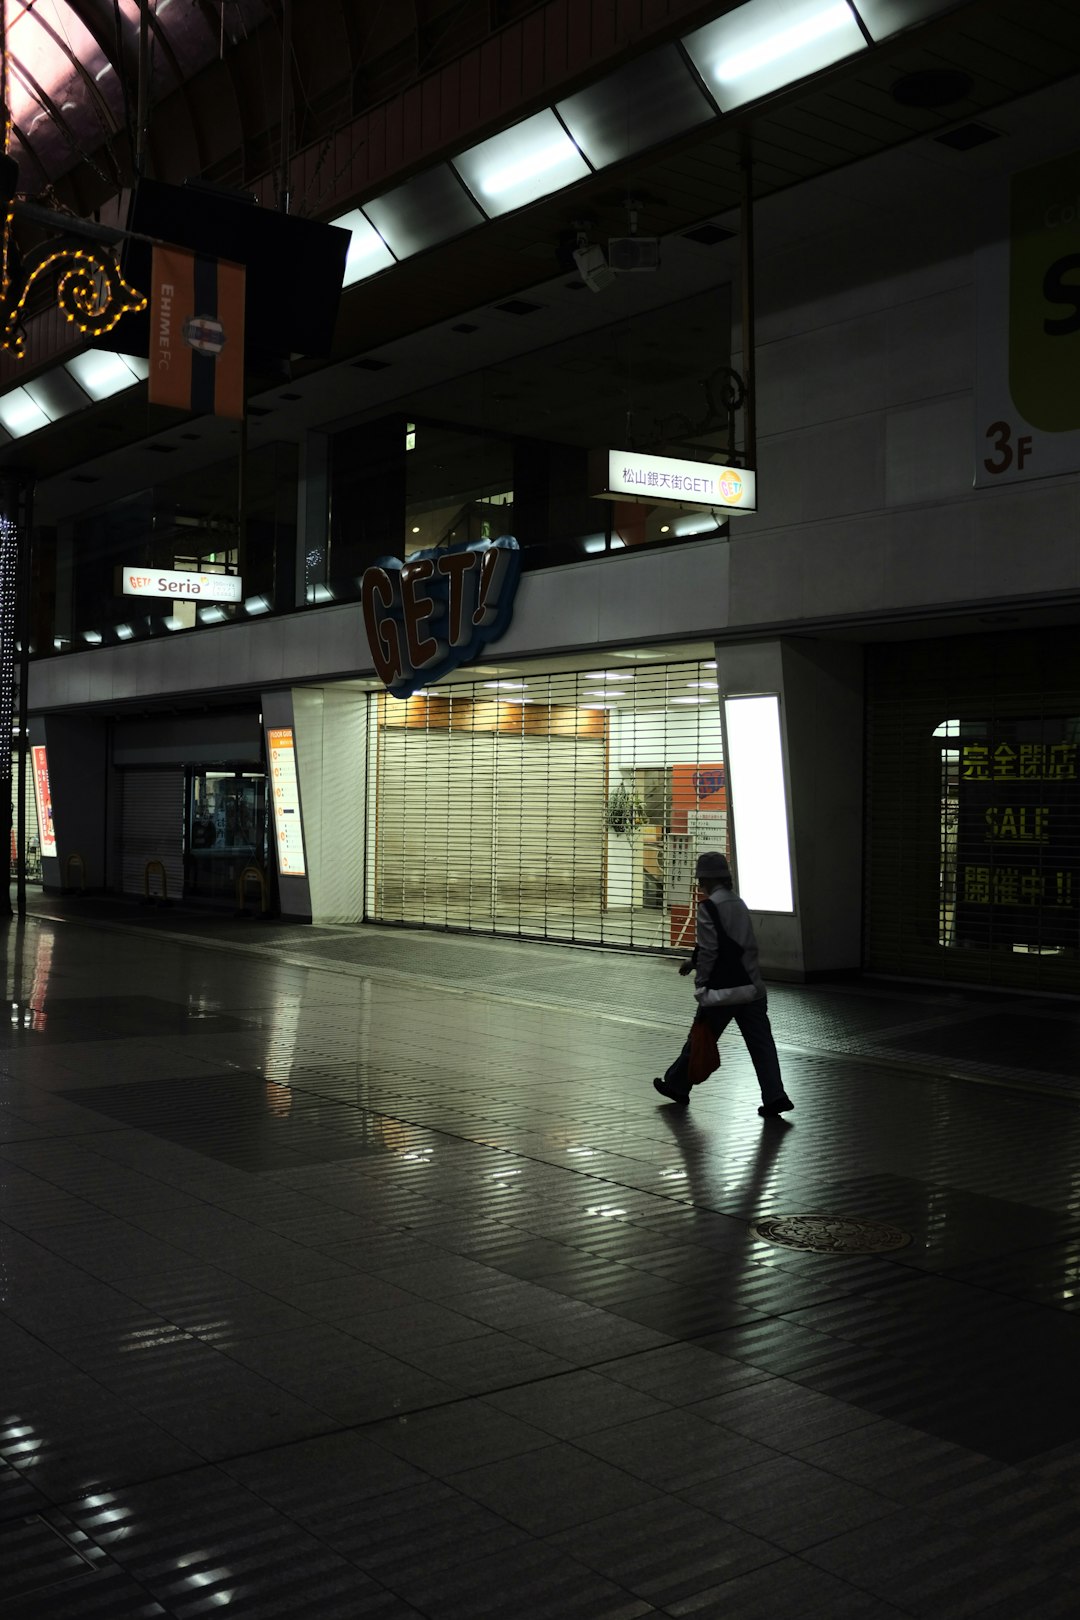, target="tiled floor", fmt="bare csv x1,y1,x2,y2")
2,903,1080,1617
